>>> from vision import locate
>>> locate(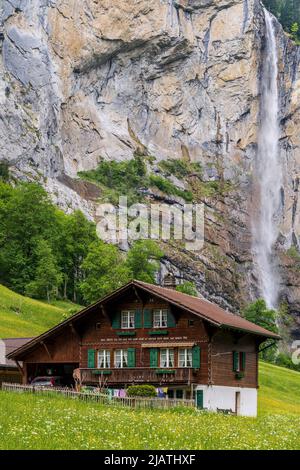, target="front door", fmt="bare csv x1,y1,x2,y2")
196,390,203,409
